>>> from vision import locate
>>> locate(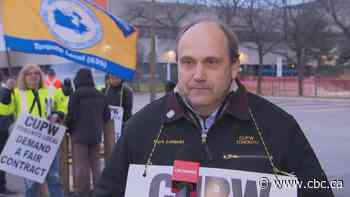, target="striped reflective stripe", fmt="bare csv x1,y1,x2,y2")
45,97,53,117
19,90,27,113
18,89,53,118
